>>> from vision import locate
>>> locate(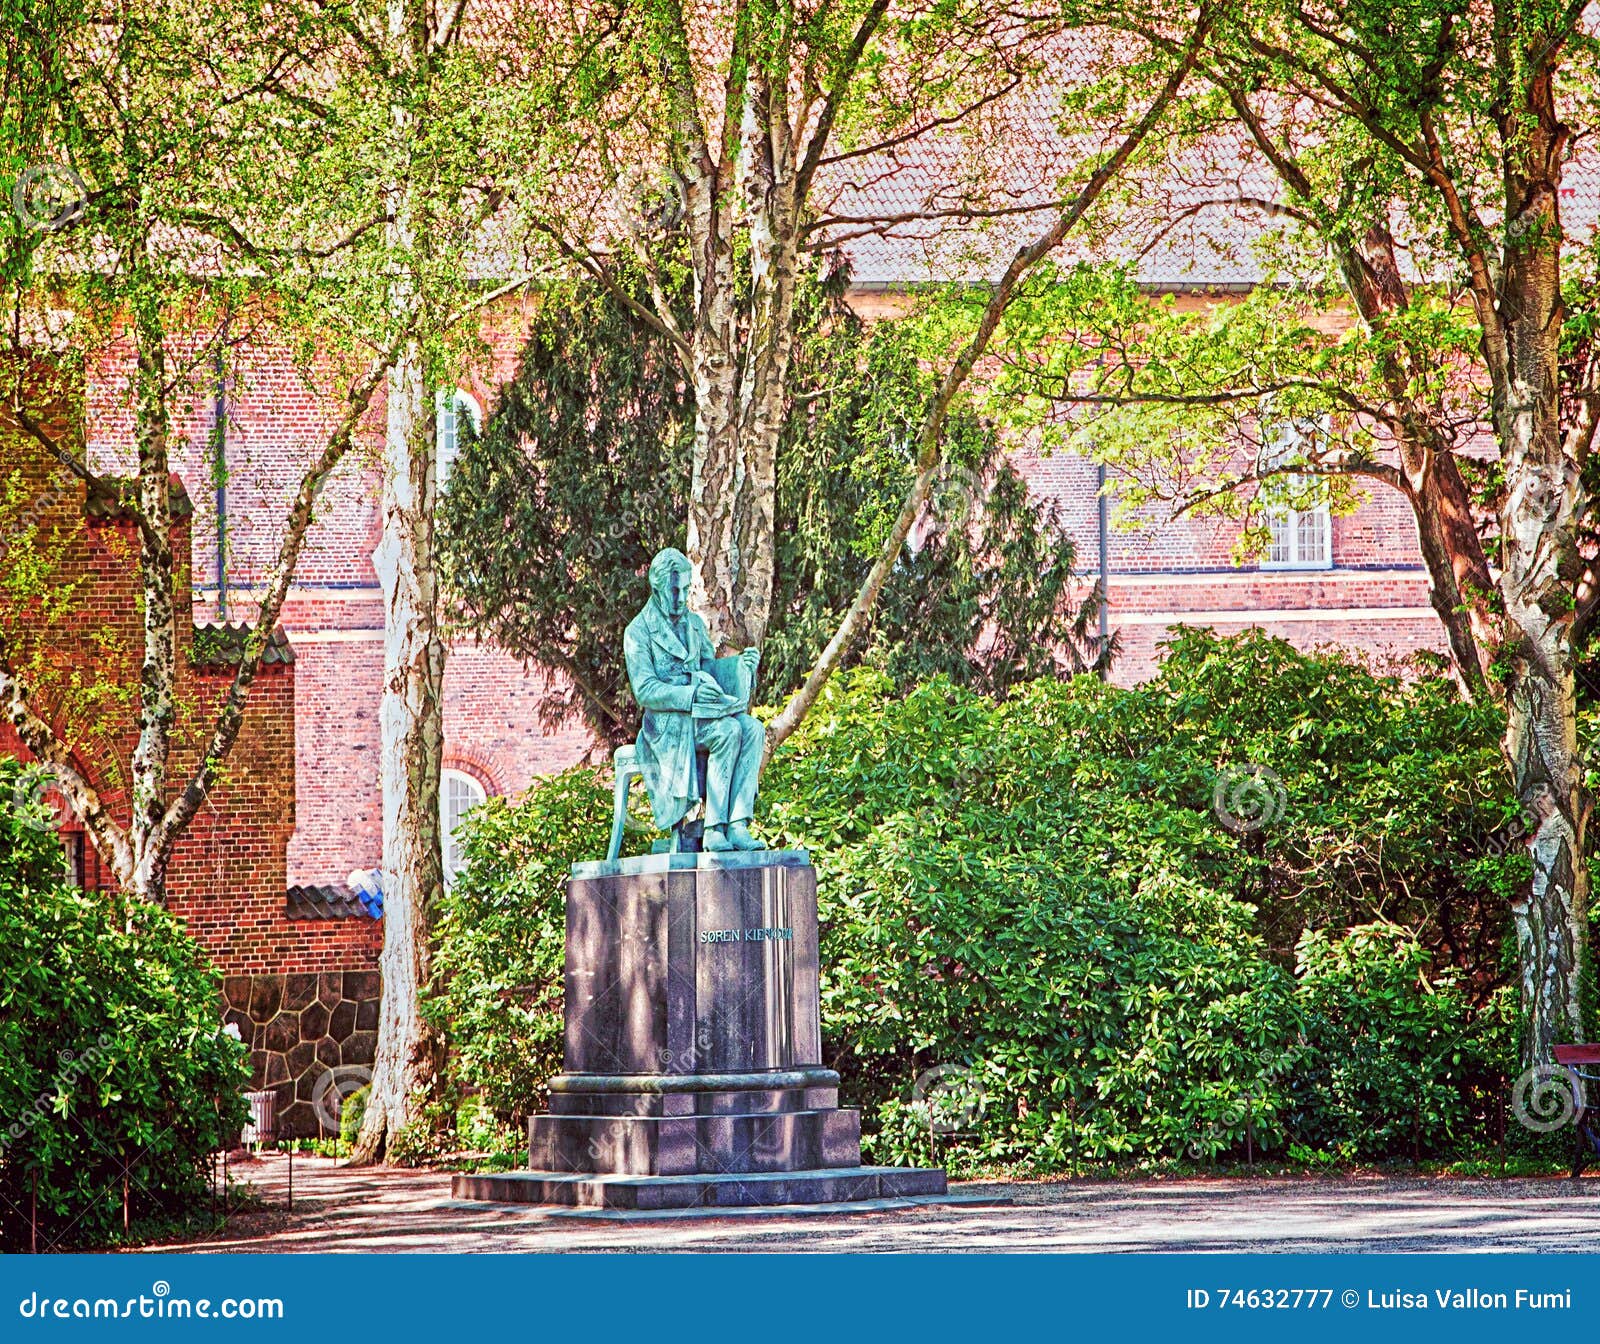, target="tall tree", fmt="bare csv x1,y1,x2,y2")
0,0,404,904
987,0,1599,1062
521,0,1210,760
342,0,556,1163
531,0,1208,660
438,266,1110,745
